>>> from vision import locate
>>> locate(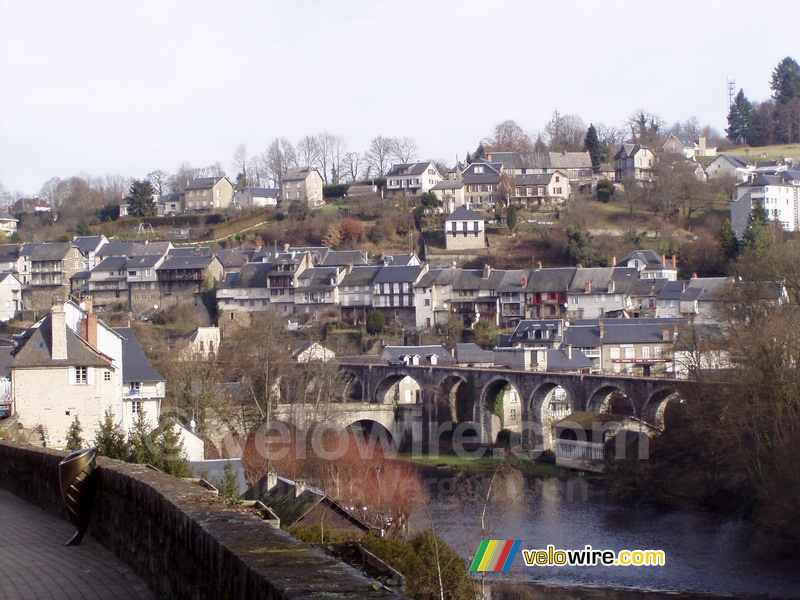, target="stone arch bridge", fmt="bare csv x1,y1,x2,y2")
273,361,697,449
